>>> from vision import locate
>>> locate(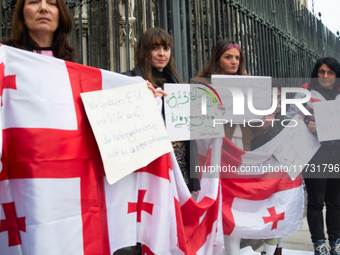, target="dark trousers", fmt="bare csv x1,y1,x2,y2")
305,177,340,242
303,146,340,243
